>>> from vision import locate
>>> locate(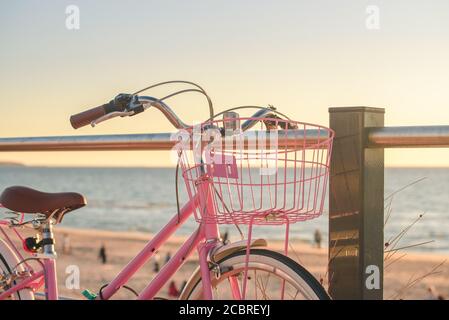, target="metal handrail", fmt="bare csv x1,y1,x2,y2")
1,125,449,152
0,133,175,152
0,130,329,152
367,125,449,148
